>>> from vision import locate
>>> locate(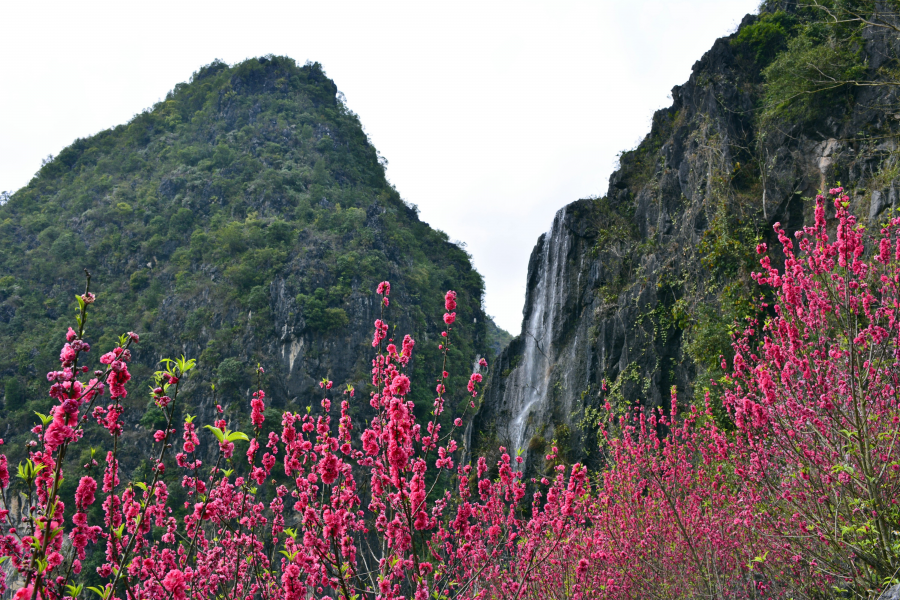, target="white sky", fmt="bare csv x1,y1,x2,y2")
0,0,760,334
